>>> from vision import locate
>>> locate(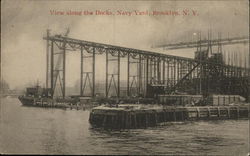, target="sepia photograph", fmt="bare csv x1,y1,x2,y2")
0,0,249,155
